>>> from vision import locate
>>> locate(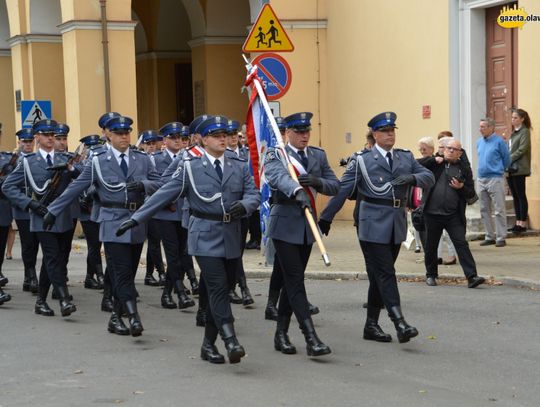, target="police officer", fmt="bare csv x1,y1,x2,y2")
149,123,195,309
139,130,166,286
0,140,17,292
264,112,339,357
322,112,434,343
225,119,254,306
43,116,161,336
78,135,105,290
8,129,40,293
117,115,260,364
2,119,79,317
